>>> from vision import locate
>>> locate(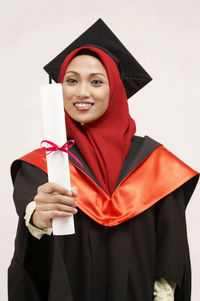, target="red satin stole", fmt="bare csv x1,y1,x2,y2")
19,145,198,226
